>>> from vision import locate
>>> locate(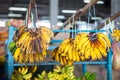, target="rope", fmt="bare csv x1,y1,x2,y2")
87,3,91,30
93,5,97,33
